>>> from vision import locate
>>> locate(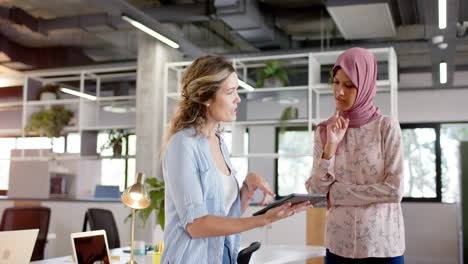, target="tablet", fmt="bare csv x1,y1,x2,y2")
252,193,326,216
71,230,111,264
